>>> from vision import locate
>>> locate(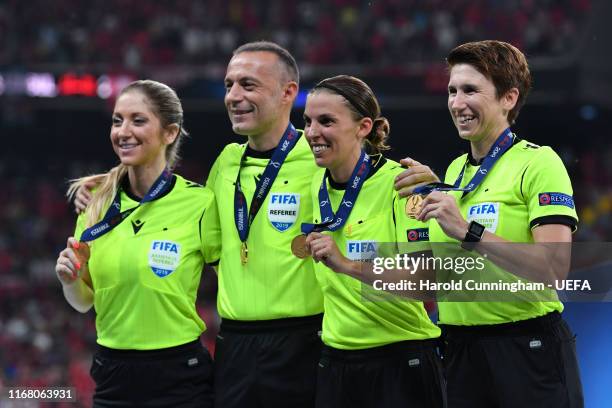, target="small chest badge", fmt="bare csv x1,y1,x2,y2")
466,202,500,233
346,240,378,262
268,193,300,232
149,240,181,277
